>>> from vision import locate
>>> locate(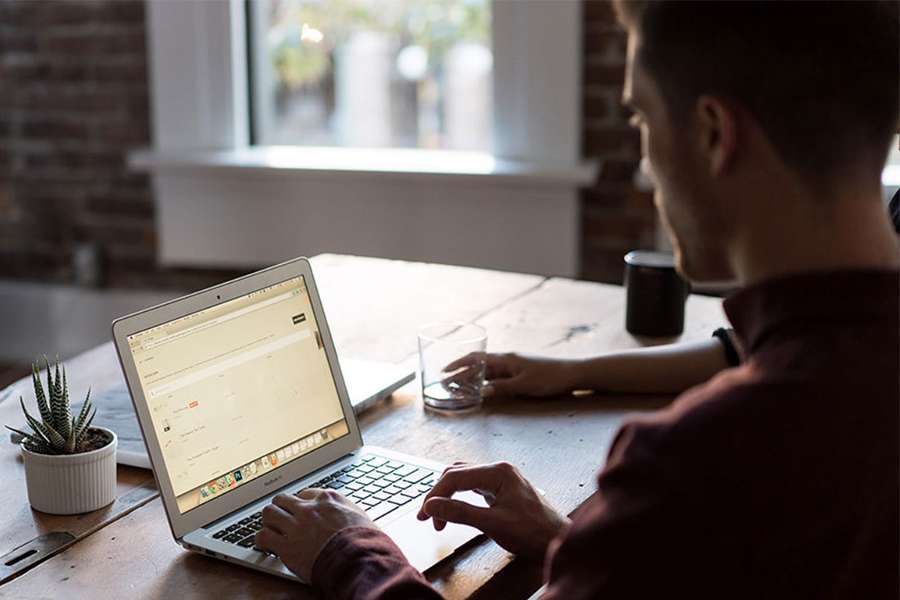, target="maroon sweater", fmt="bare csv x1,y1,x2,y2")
313,270,900,599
